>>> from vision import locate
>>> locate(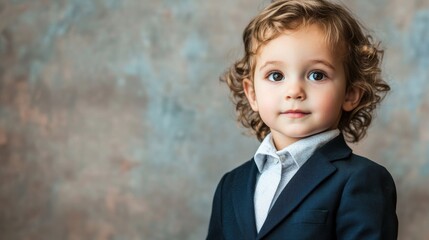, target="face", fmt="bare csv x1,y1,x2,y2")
243,24,362,149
